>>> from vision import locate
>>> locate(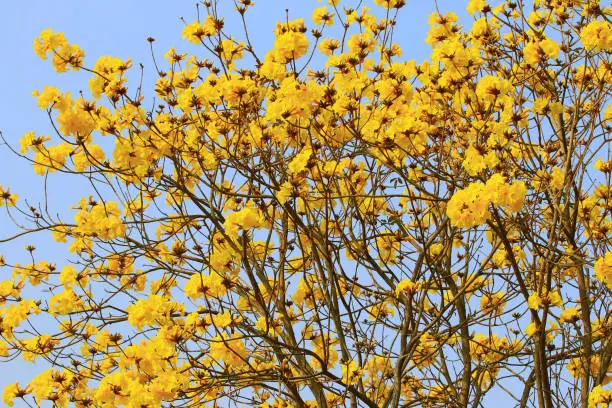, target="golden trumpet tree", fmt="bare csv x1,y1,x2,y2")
1,0,612,407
